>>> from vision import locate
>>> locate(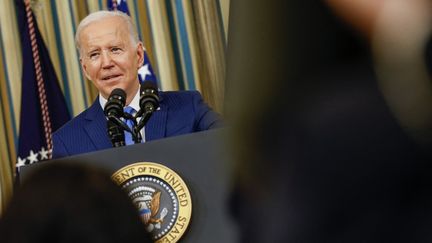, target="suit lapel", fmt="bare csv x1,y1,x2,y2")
145,93,168,141
84,100,112,150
